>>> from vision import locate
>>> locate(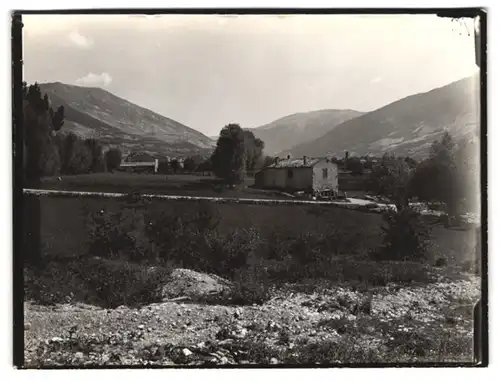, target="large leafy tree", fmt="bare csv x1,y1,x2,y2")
105,148,122,172
182,157,197,172
211,124,247,185
410,131,475,219
85,137,105,173
262,156,275,169
345,156,364,175
169,159,180,173
197,157,213,173
243,130,265,172
367,153,416,211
